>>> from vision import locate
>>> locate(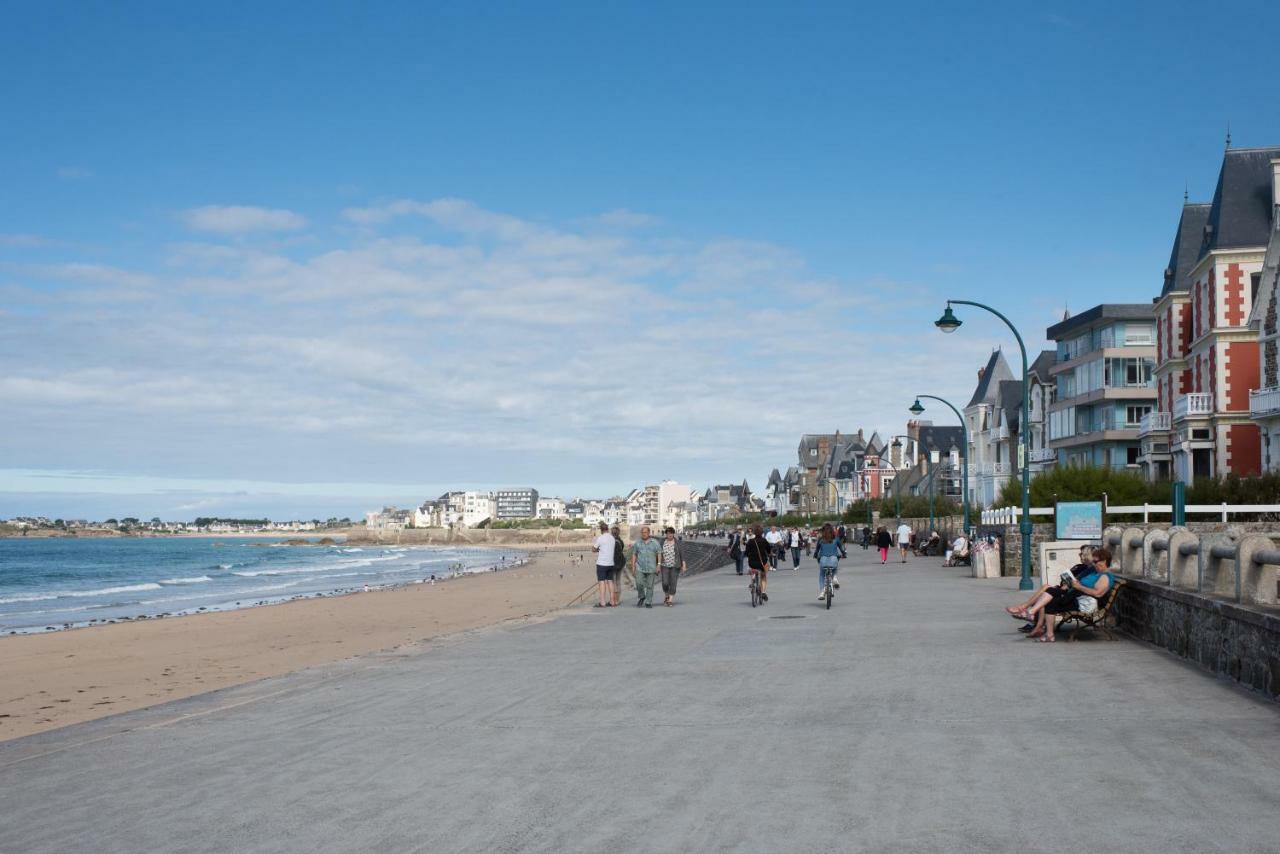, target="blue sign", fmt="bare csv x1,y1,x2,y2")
1056,501,1103,540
